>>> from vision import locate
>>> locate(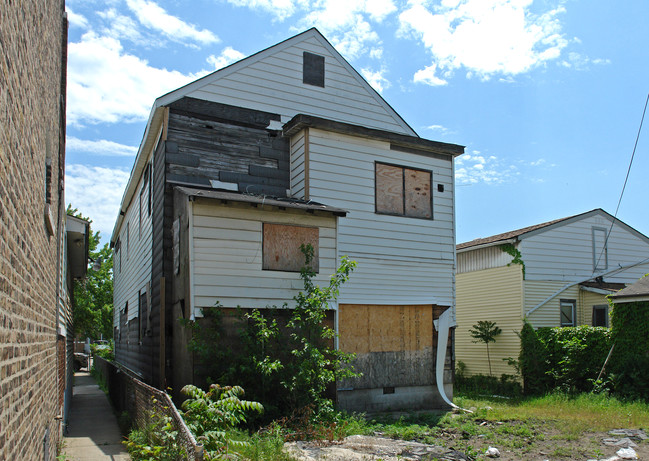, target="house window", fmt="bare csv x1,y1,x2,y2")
303,52,325,87
375,162,432,219
262,223,319,272
592,227,608,271
592,305,608,327
560,299,576,327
